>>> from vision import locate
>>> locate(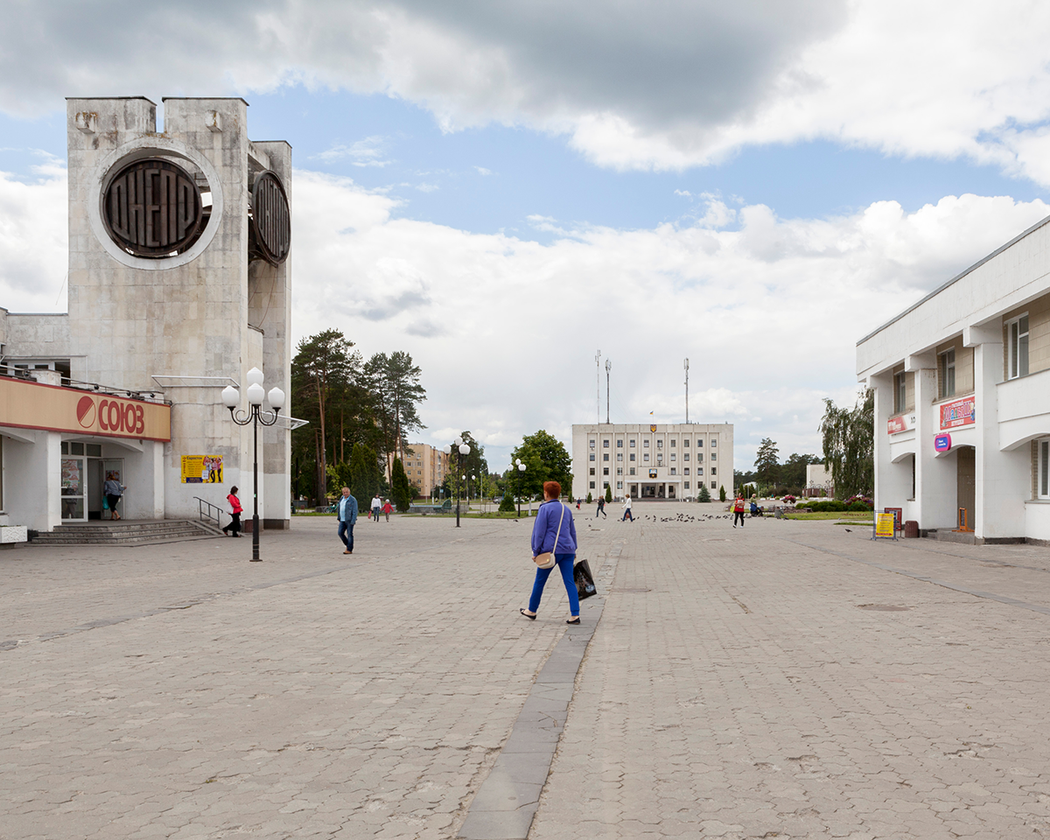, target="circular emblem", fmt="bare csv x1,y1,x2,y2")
102,158,204,258
76,396,96,429
250,171,291,265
